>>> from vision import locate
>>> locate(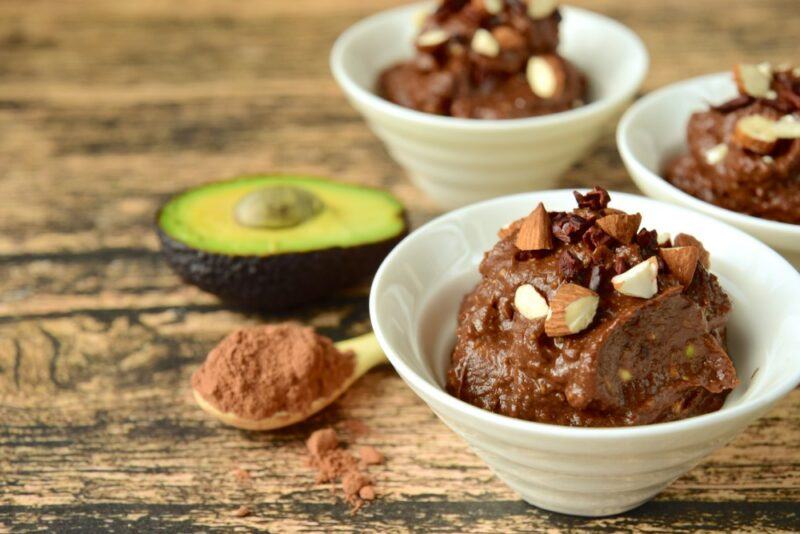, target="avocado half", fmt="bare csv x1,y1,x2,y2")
156,175,408,310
